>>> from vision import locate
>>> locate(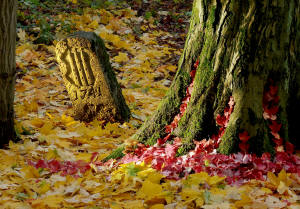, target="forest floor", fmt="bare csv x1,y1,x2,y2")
0,0,299,208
